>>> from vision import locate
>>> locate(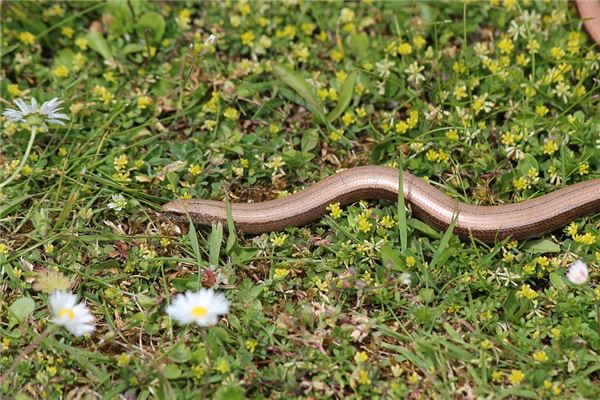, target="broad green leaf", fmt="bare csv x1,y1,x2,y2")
87,31,113,60
301,129,320,153
522,238,560,254
347,33,369,58
214,385,245,400
163,364,181,380
327,71,357,122
380,244,405,271
9,297,35,327
272,63,326,123
168,343,192,363
136,12,166,44
419,288,435,303
549,272,566,289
